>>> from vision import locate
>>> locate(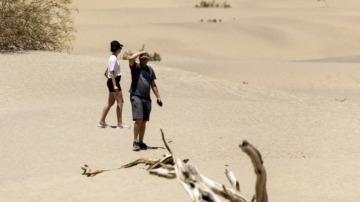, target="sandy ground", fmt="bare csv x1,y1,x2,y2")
1,0,360,201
